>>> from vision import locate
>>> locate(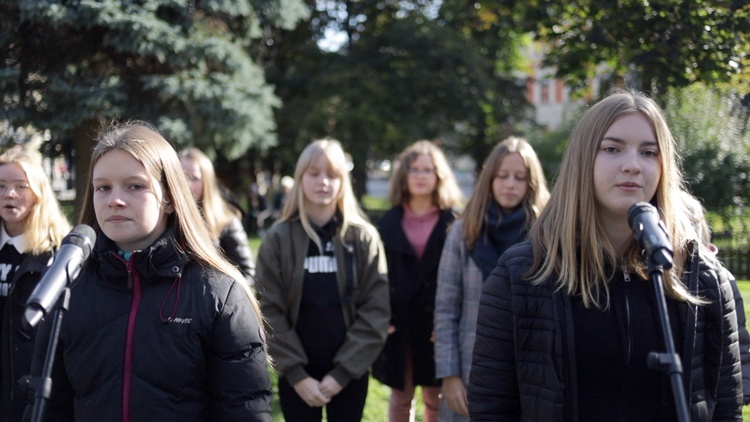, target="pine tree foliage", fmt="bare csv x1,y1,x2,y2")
0,0,309,158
